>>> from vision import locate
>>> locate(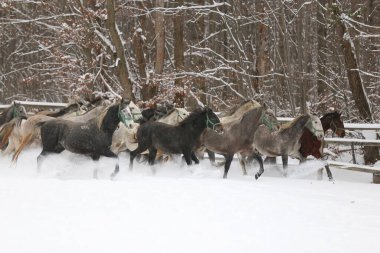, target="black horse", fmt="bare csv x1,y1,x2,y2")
37,99,131,178
119,107,222,175
0,101,28,127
